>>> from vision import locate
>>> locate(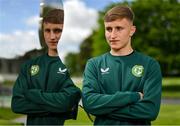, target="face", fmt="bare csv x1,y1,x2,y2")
104,18,136,52
43,22,63,51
